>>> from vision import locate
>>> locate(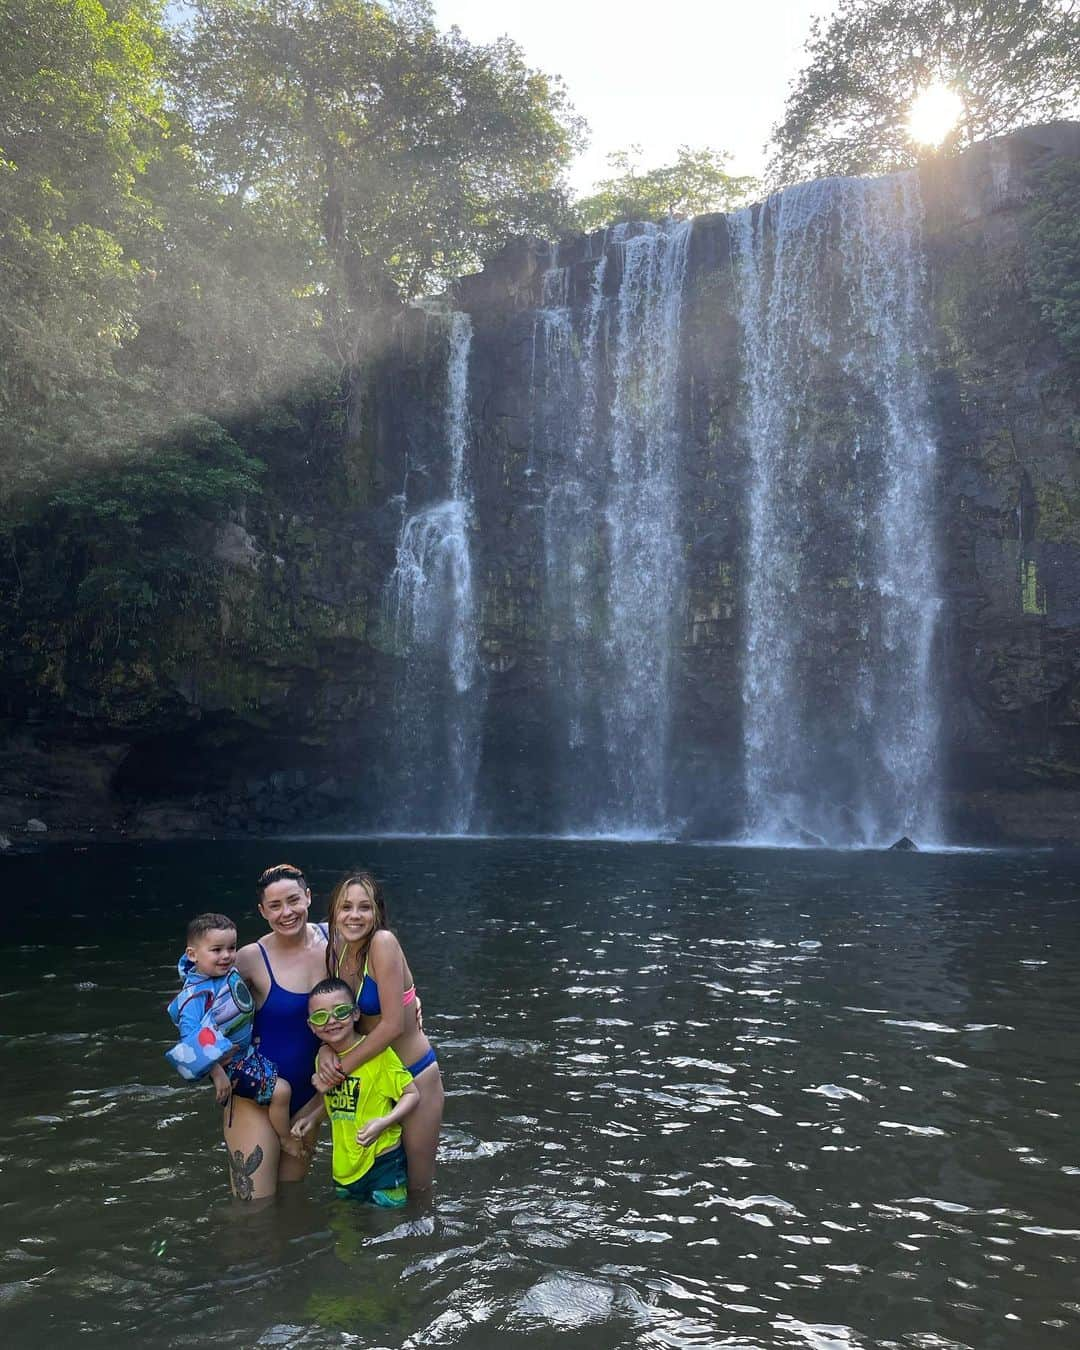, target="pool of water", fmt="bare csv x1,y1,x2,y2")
1,839,1078,1348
